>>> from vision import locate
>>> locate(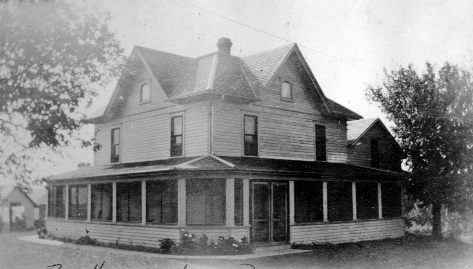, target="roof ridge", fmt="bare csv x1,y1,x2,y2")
135,45,194,60
242,43,295,59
